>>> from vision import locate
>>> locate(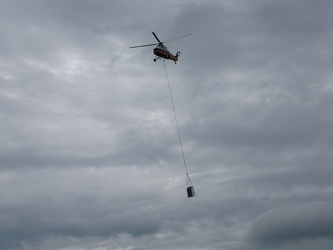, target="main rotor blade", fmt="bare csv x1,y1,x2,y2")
129,43,157,48
164,33,192,43
152,32,161,43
